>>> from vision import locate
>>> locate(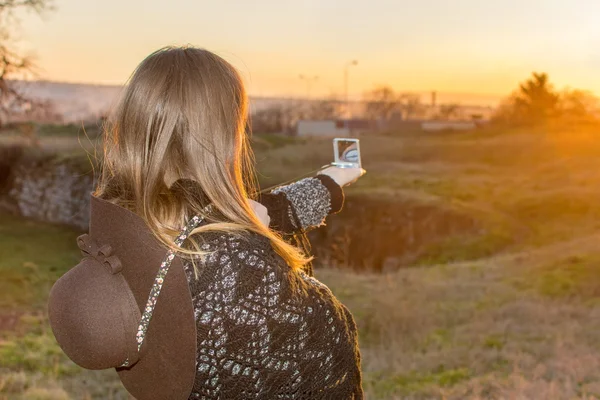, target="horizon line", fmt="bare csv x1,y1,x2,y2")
12,78,506,103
